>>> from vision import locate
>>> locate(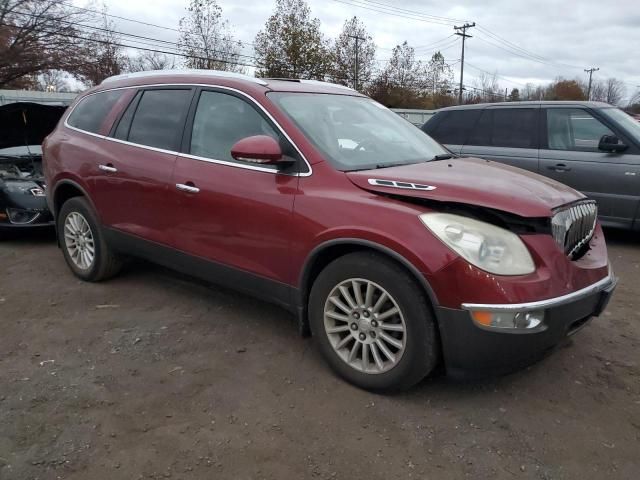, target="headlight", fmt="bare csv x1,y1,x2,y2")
419,213,535,275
